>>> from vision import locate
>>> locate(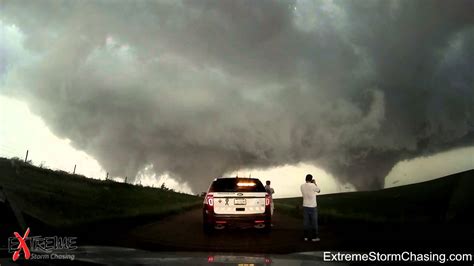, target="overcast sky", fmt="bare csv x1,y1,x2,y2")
1,0,473,197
